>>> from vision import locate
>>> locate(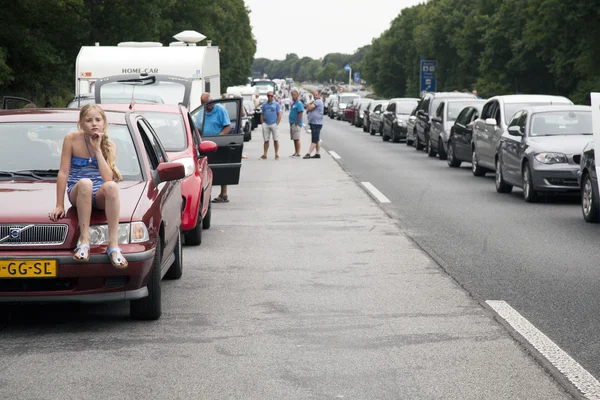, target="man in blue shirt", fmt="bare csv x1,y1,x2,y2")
198,93,232,203
303,90,324,159
289,88,304,157
260,91,282,160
